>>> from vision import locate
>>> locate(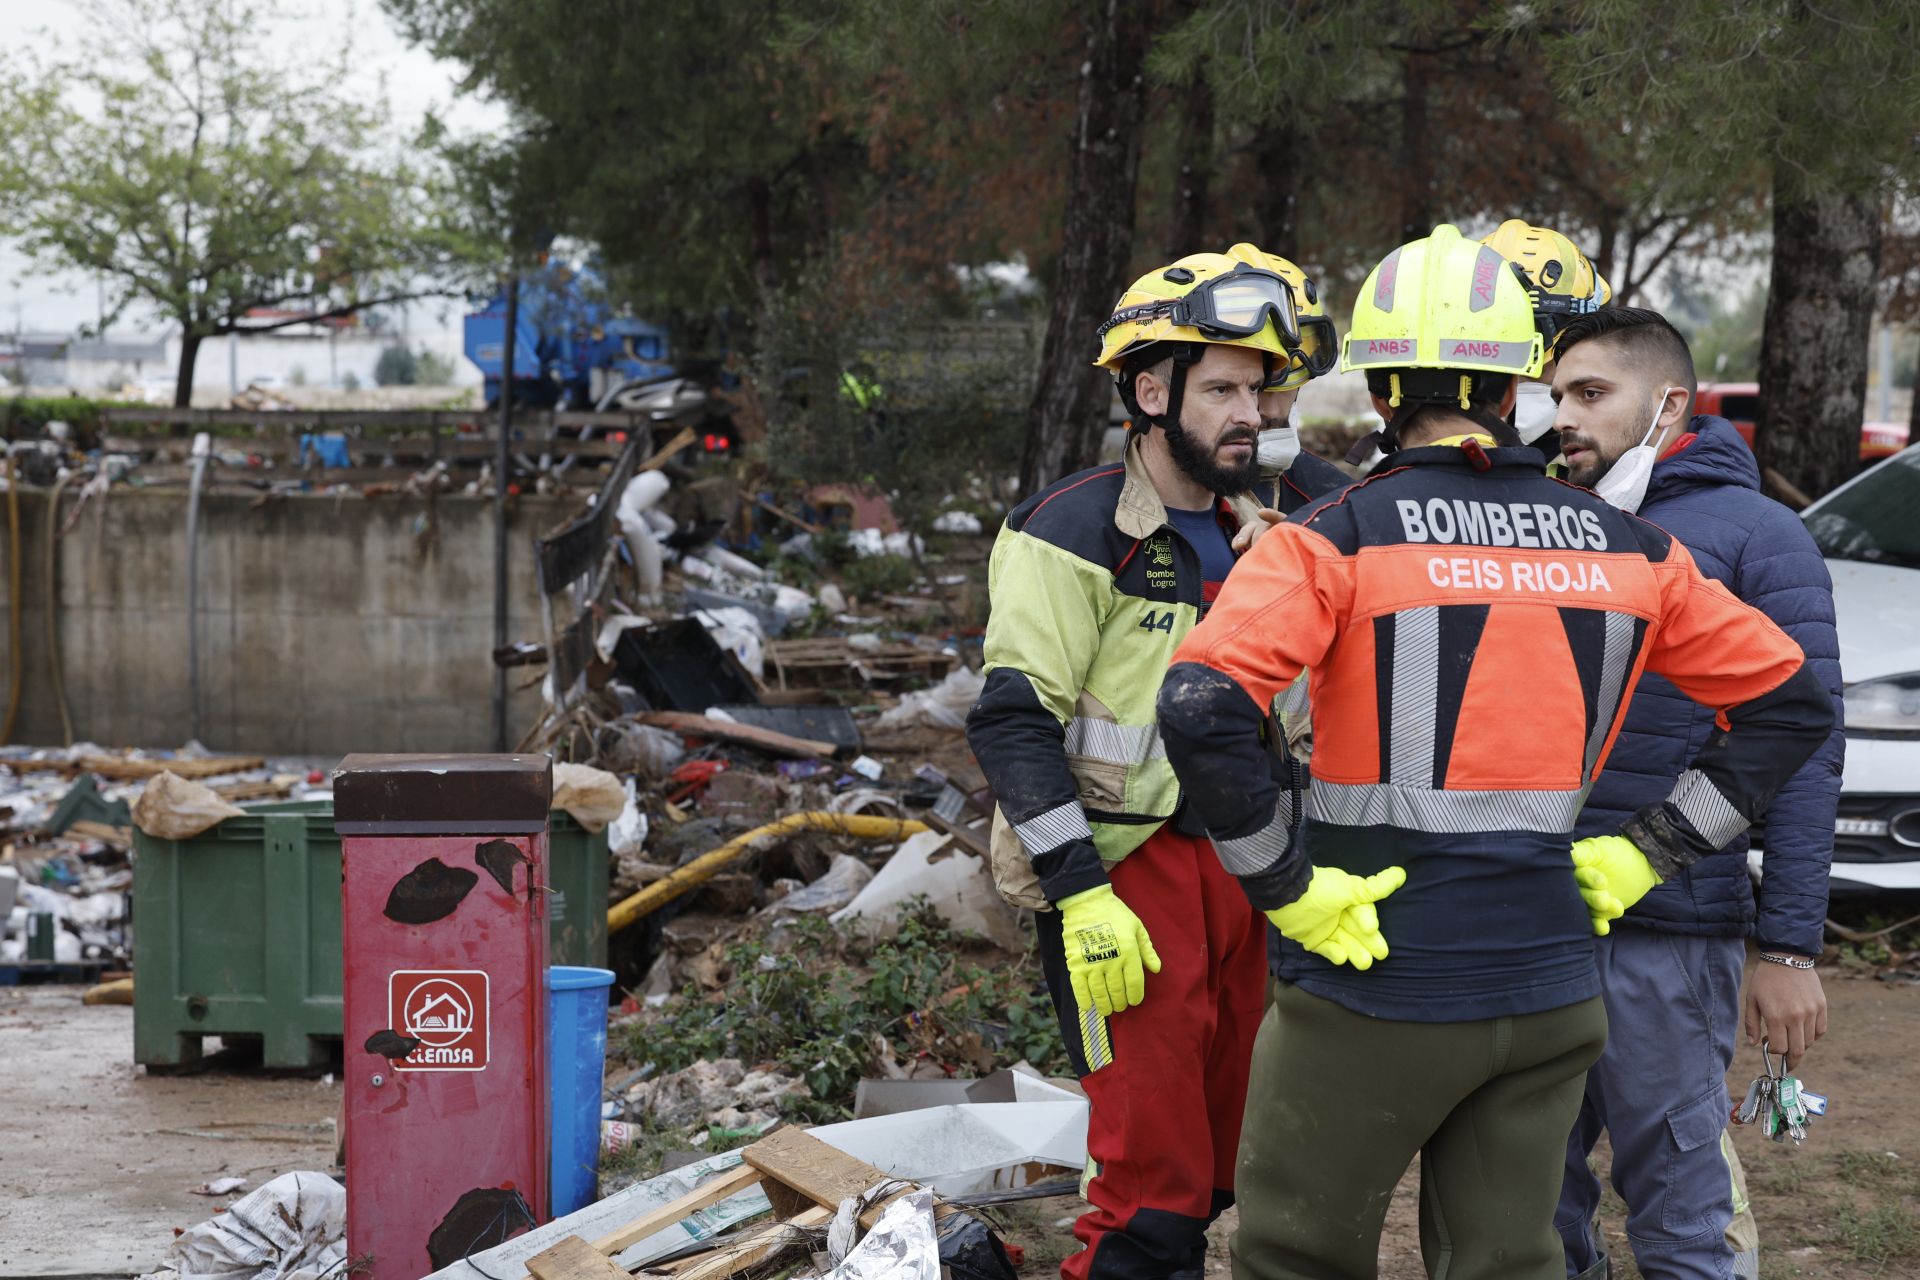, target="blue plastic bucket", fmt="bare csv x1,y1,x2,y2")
547,965,617,1216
